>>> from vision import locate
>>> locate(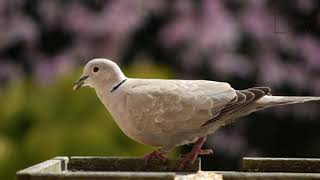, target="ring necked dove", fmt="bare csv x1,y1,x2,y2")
74,58,320,166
